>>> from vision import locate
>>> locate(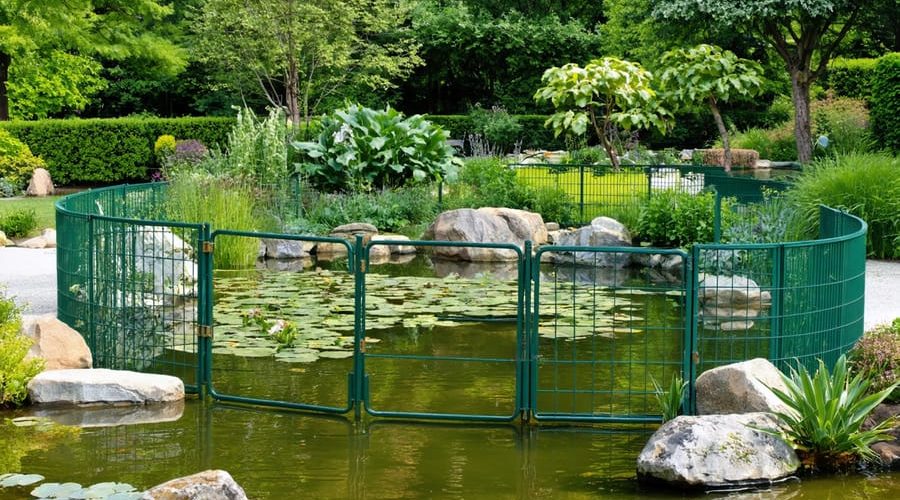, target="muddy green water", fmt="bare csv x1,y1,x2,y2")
2,257,897,498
